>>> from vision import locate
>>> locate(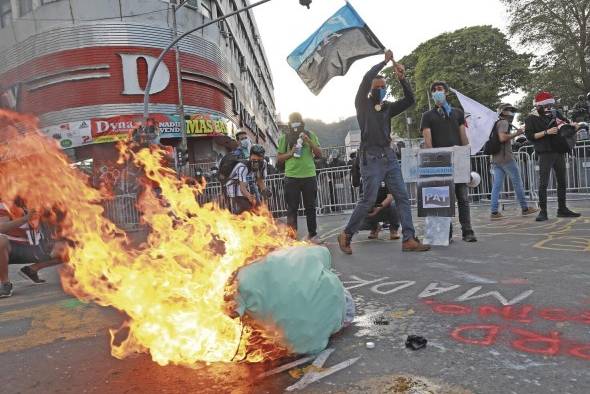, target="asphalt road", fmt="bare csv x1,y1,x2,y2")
1,201,589,394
